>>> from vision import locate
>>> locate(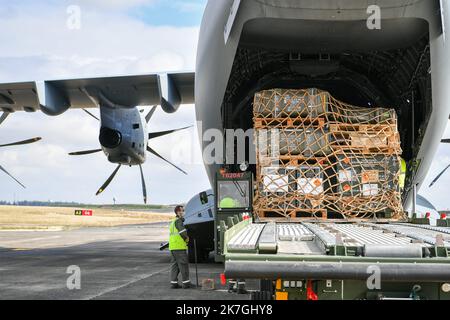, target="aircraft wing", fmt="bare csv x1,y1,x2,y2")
0,72,195,116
